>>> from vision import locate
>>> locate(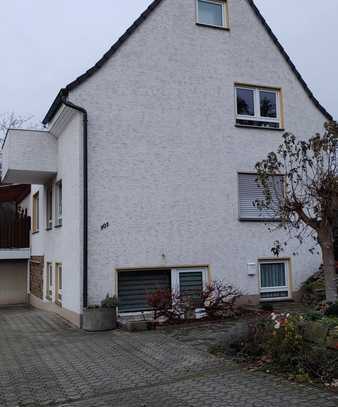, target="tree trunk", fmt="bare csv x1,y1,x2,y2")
320,238,338,303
